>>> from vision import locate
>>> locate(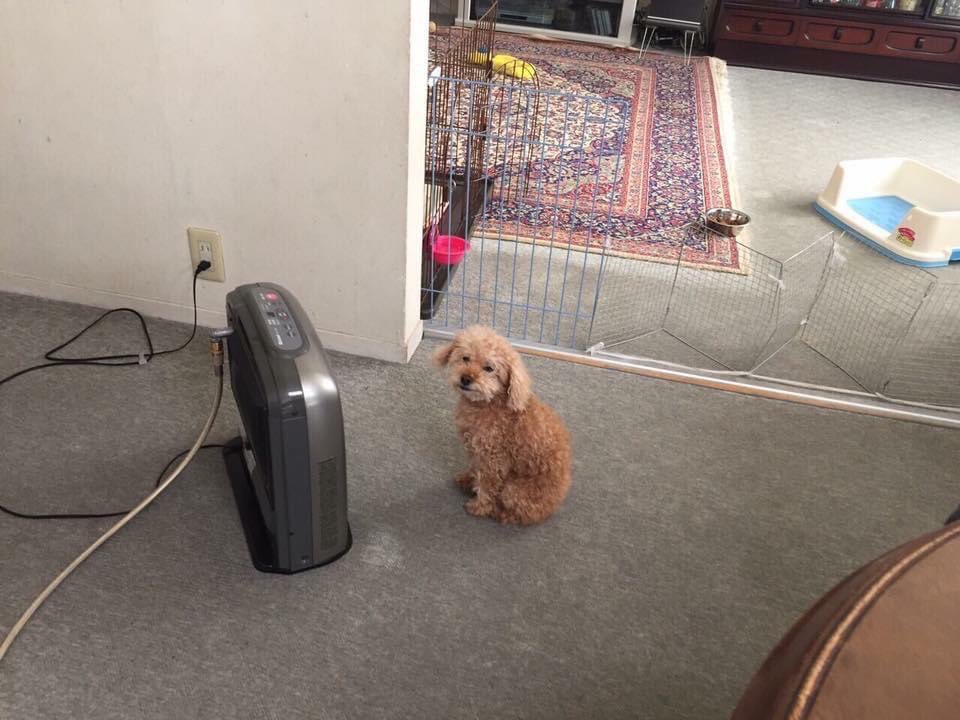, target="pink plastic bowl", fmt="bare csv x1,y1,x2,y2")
432,235,471,265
